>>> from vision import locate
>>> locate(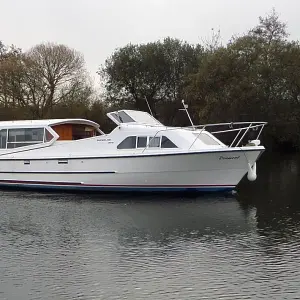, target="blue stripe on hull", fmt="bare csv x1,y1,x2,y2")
0,183,235,193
